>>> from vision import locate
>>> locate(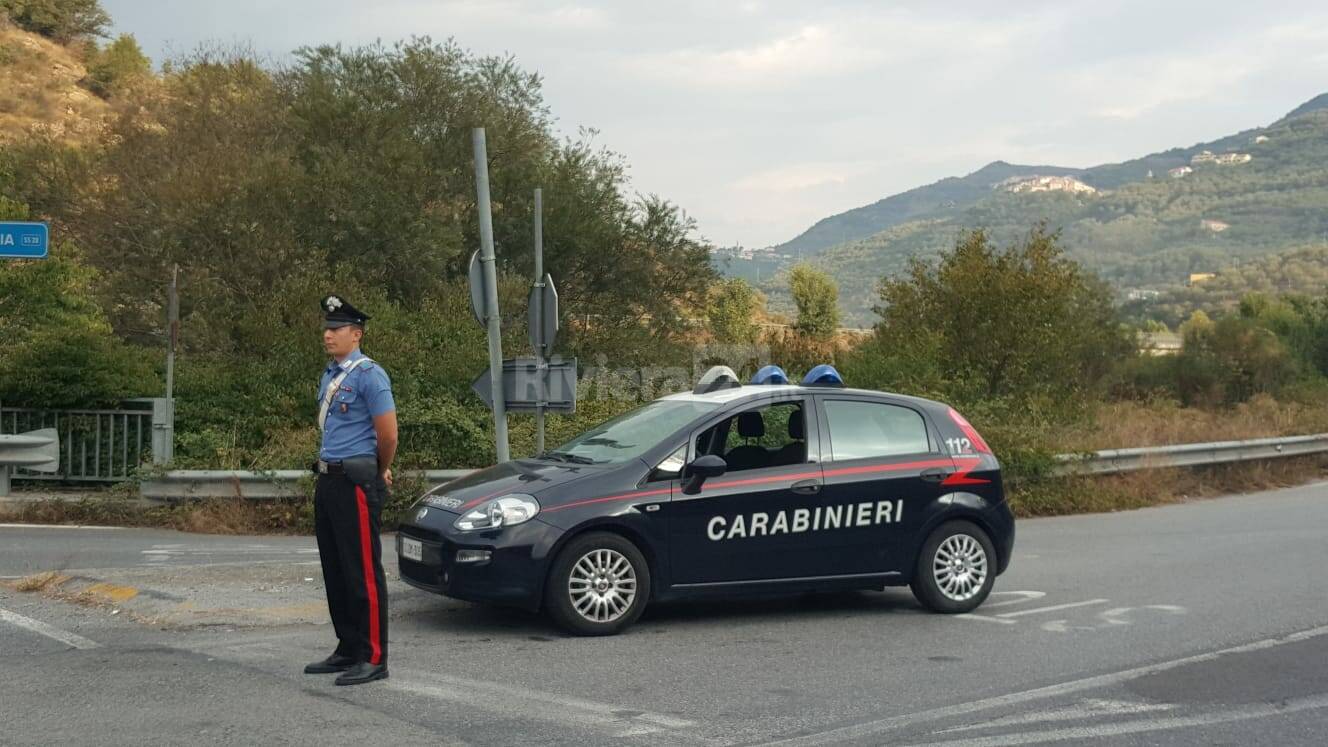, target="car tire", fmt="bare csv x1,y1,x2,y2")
544,532,651,636
910,520,996,614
